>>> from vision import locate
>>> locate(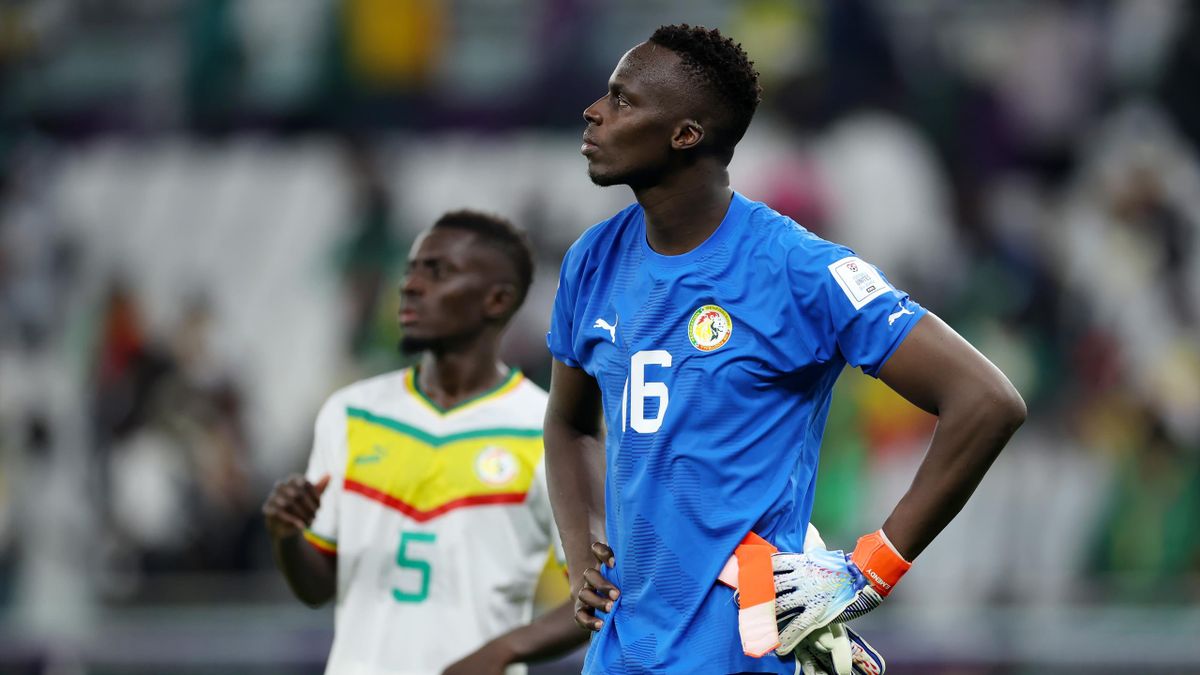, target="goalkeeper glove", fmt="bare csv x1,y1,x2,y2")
775,530,910,655
796,622,886,675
